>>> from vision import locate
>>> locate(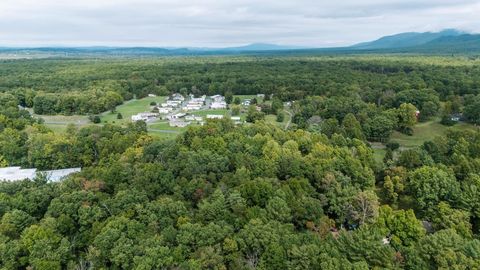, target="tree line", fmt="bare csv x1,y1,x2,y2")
1,56,480,116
